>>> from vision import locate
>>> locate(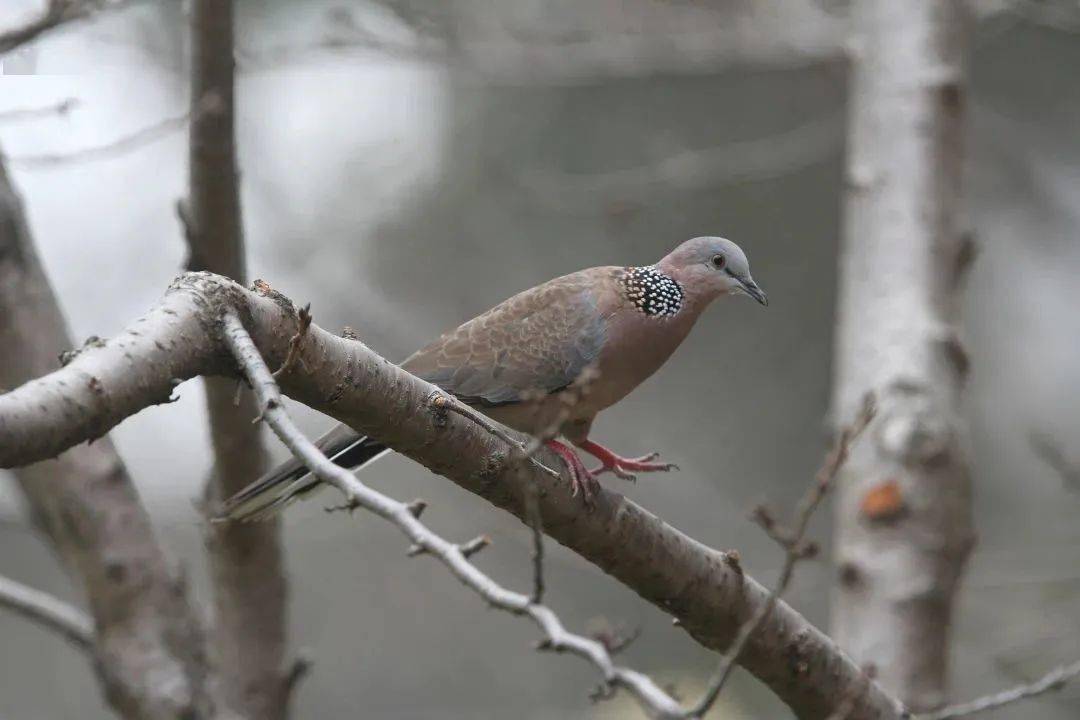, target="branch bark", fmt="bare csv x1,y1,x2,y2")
186,2,289,717
831,0,976,711
0,156,212,718
0,272,906,720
